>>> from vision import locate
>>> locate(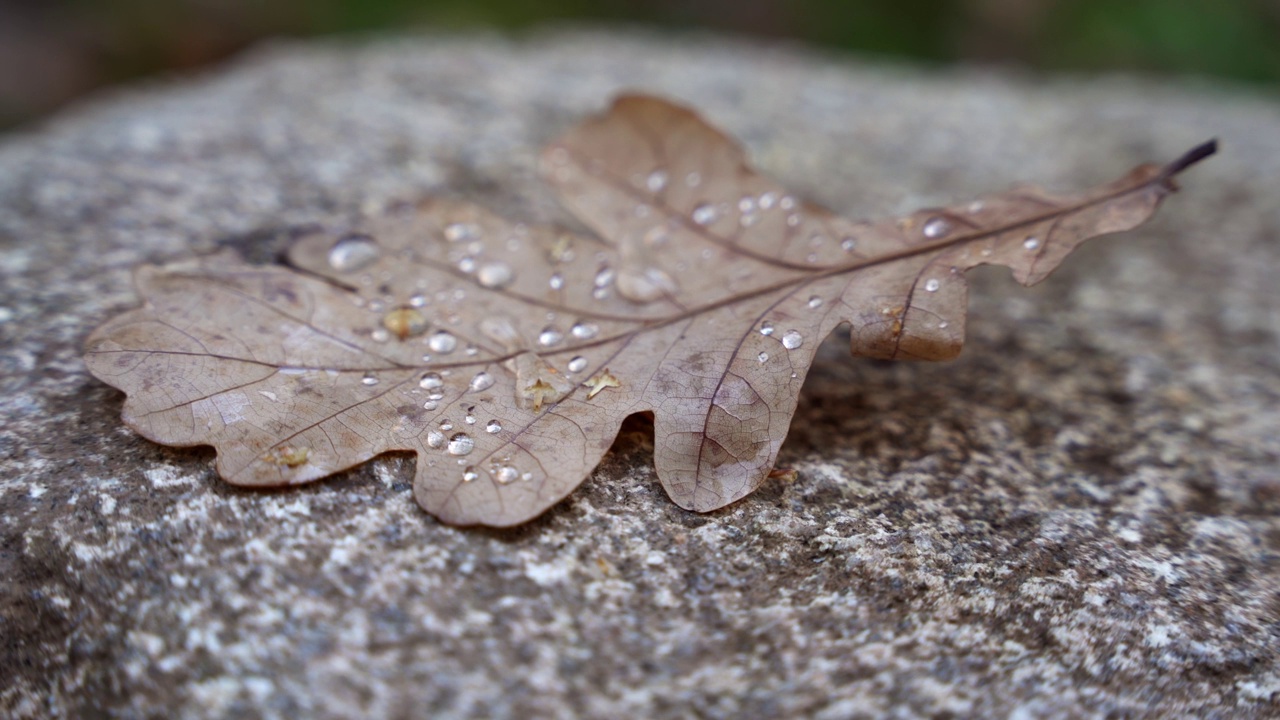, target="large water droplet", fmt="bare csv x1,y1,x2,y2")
328,234,379,273
571,322,598,340
924,278,941,292
1023,236,1041,250
477,261,514,289
419,372,444,390
428,331,458,354
781,330,803,350
567,356,587,373
469,371,494,392
923,217,951,238
426,430,446,448
444,223,480,243
485,420,502,434
538,326,563,347
759,321,774,336
447,433,474,456
361,373,379,386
